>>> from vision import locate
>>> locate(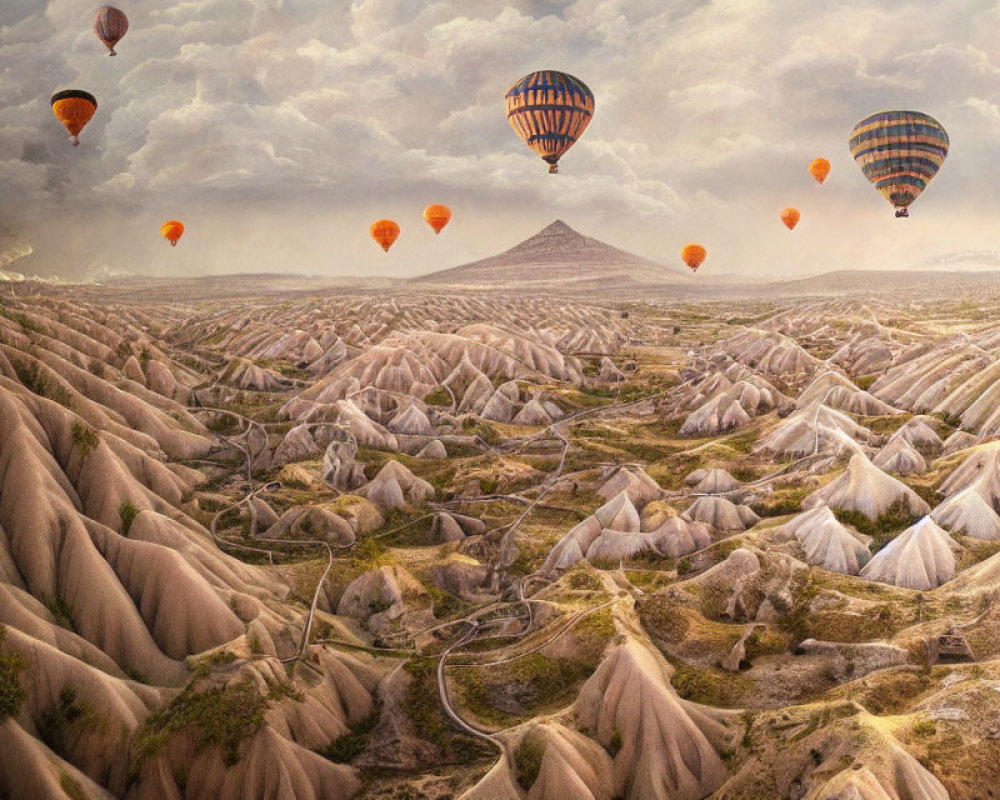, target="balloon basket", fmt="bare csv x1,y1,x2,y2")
548,164,558,174
895,209,909,218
